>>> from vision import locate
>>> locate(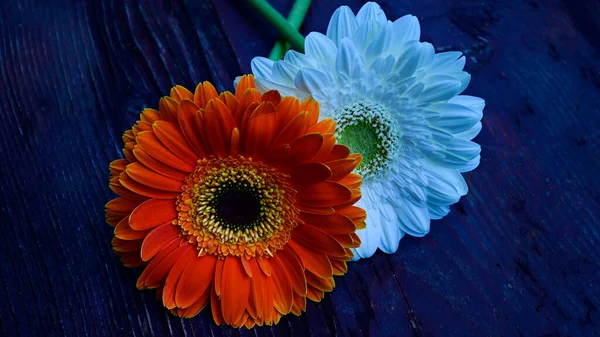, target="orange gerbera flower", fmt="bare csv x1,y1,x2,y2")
105,75,365,328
